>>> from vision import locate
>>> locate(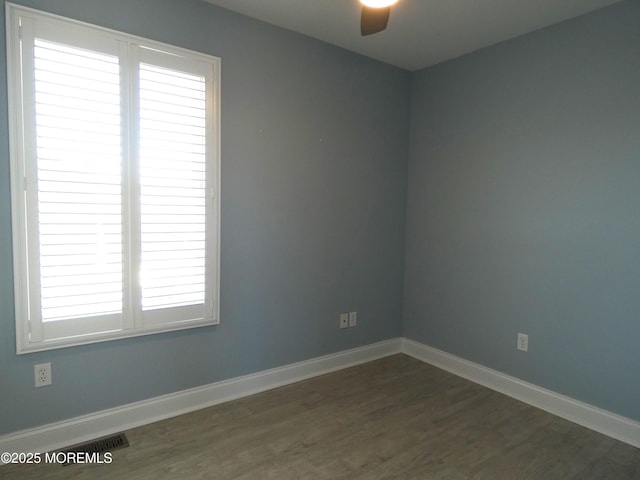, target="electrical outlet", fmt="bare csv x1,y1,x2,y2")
34,362,52,387
517,333,528,352
339,313,349,329
348,311,357,327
